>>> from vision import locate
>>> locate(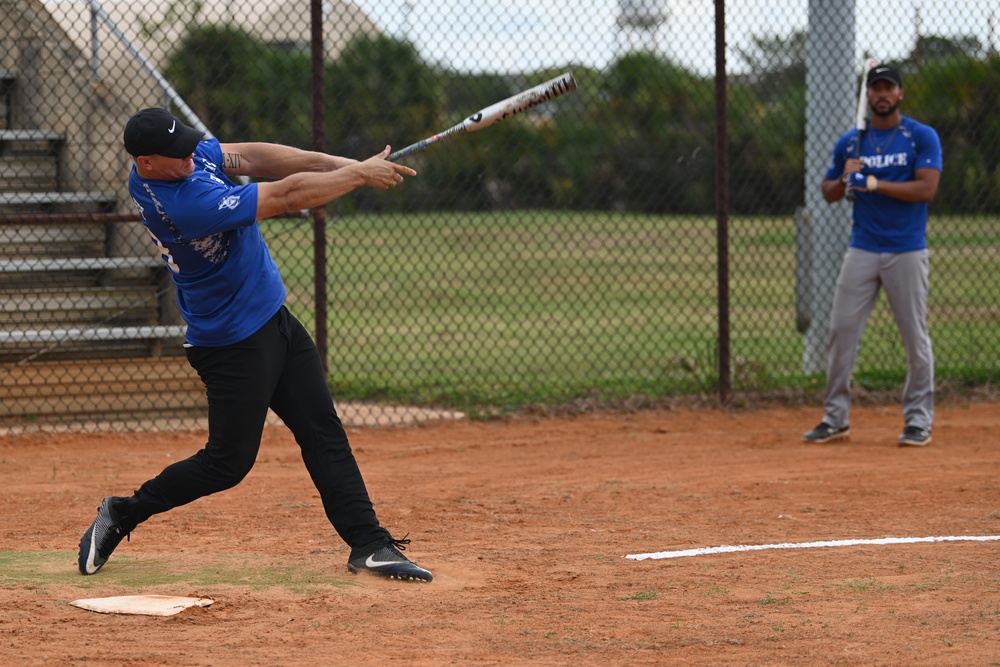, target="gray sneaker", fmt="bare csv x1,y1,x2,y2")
898,425,932,447
347,537,432,582
802,422,850,443
78,496,137,575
